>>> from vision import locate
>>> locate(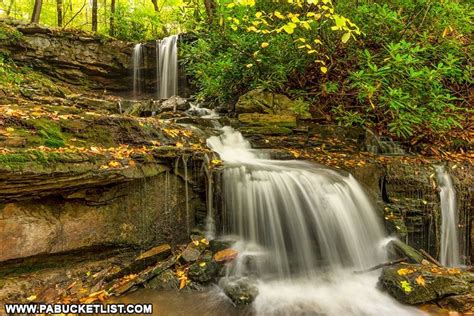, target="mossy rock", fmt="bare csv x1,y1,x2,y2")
146,269,179,290
240,126,293,136
238,113,296,128
380,264,472,305
235,89,307,116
